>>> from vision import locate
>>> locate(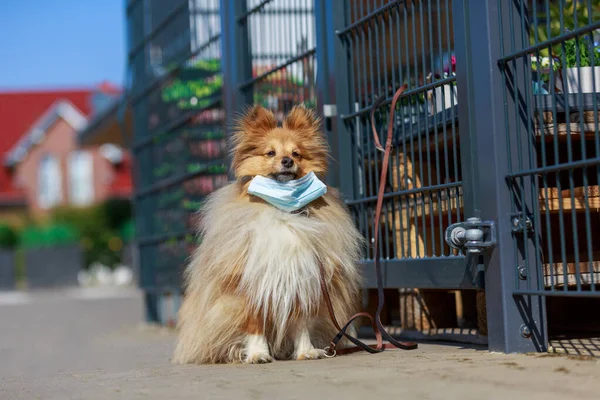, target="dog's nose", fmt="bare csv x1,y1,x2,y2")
281,157,294,168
